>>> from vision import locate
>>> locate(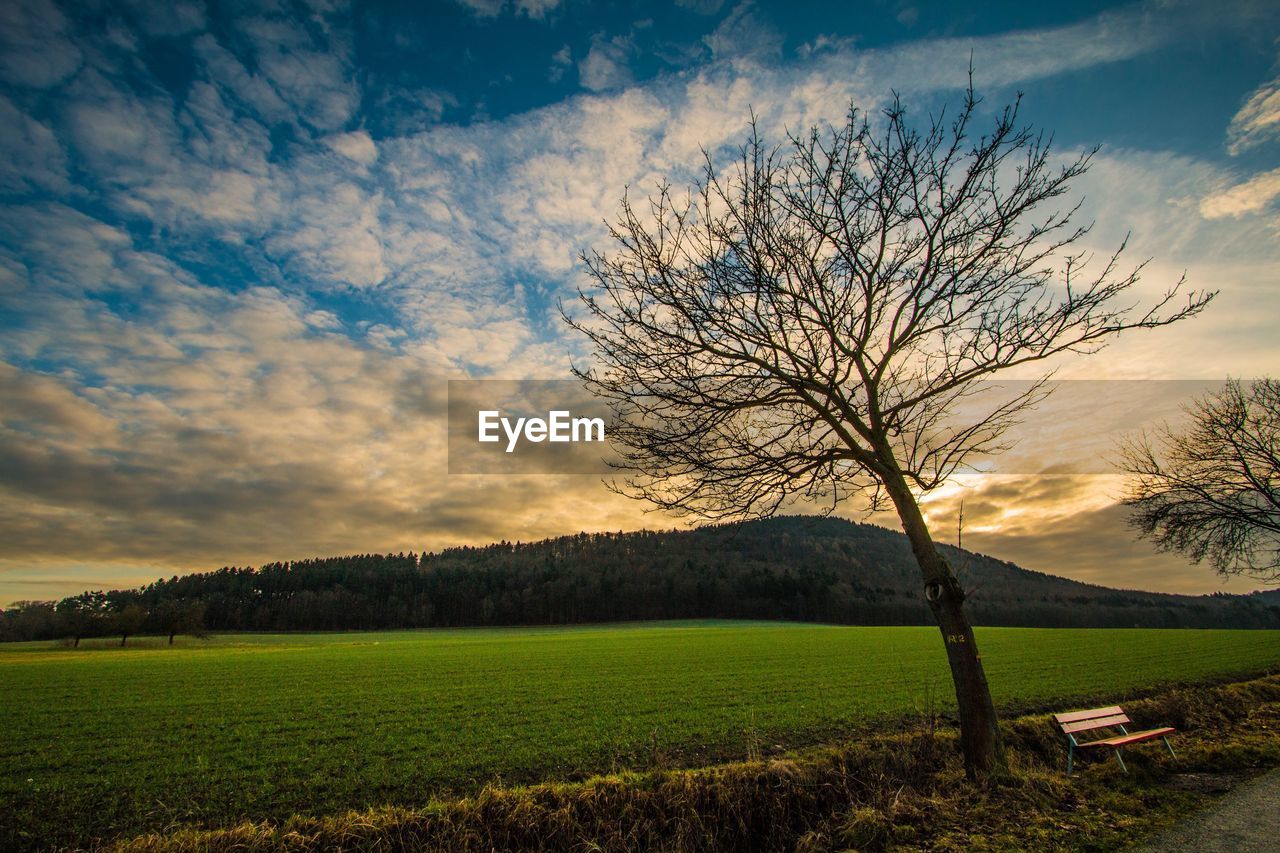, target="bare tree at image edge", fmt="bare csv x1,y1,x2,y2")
563,84,1214,777
1120,378,1280,583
